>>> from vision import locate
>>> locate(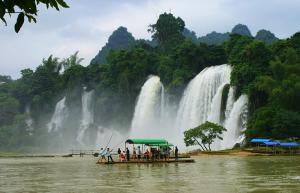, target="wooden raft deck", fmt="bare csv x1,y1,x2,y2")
97,158,195,164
